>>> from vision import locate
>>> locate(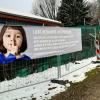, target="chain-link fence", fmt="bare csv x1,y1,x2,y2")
0,26,99,93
